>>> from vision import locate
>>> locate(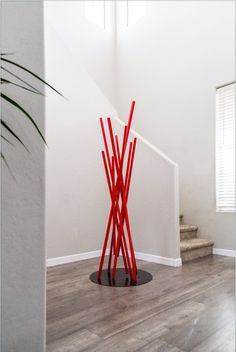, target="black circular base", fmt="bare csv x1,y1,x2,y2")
89,268,152,287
